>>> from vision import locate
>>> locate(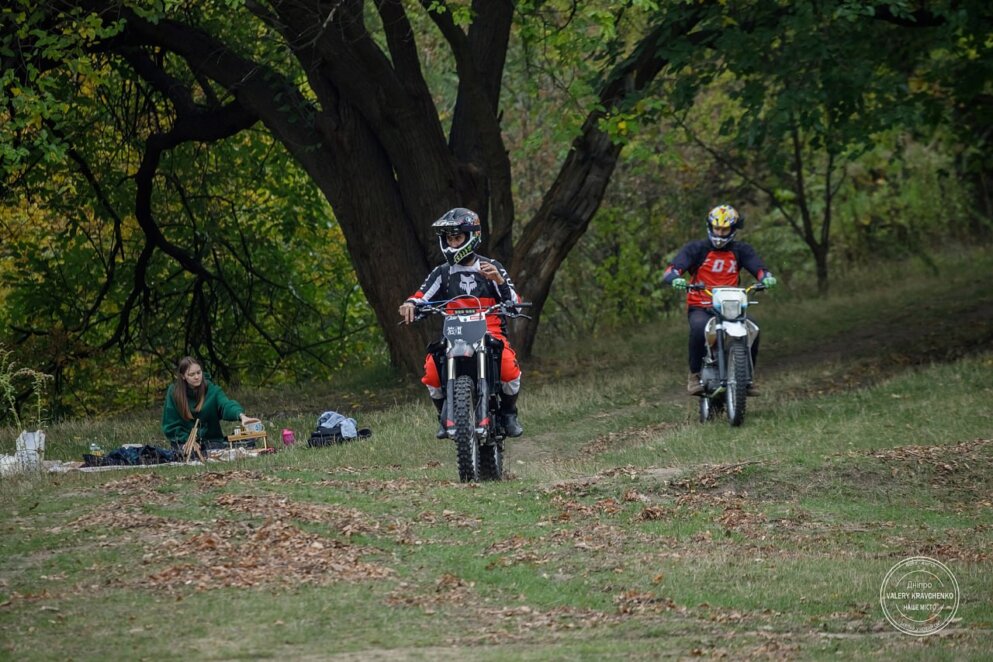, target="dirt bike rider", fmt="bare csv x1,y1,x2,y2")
662,204,778,396
398,207,524,439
